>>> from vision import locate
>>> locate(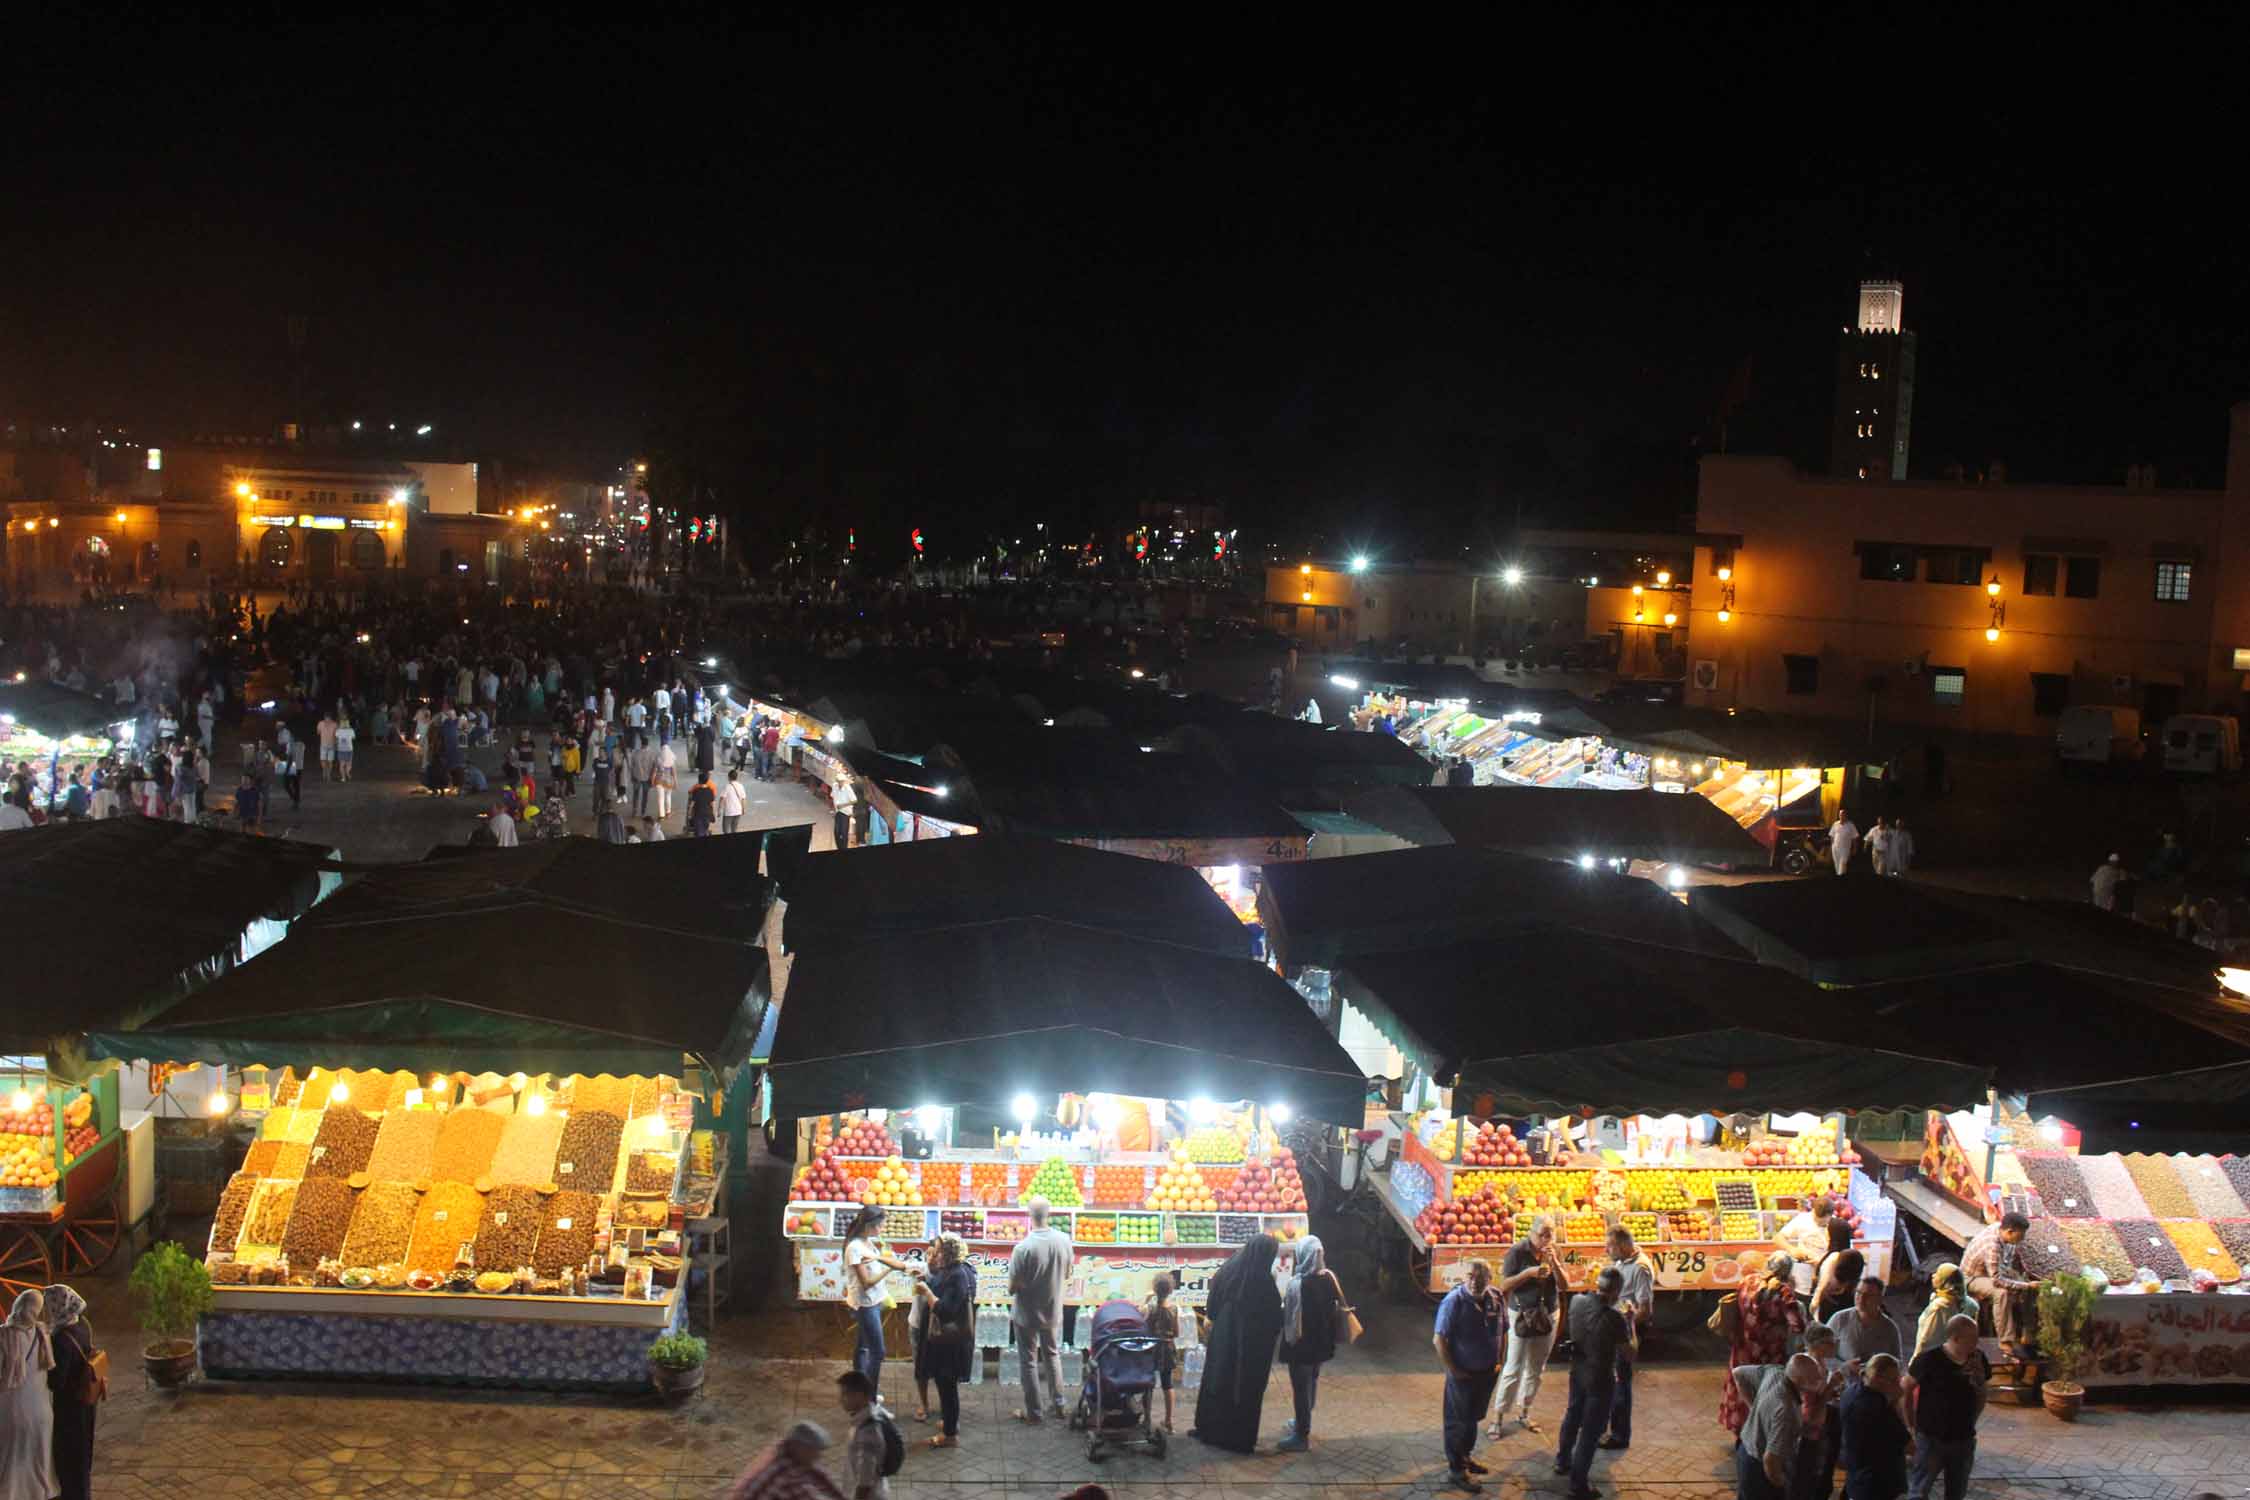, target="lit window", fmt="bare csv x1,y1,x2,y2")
1930,669,1966,707
1871,364,1881,380
145,447,162,471
2155,561,2192,602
